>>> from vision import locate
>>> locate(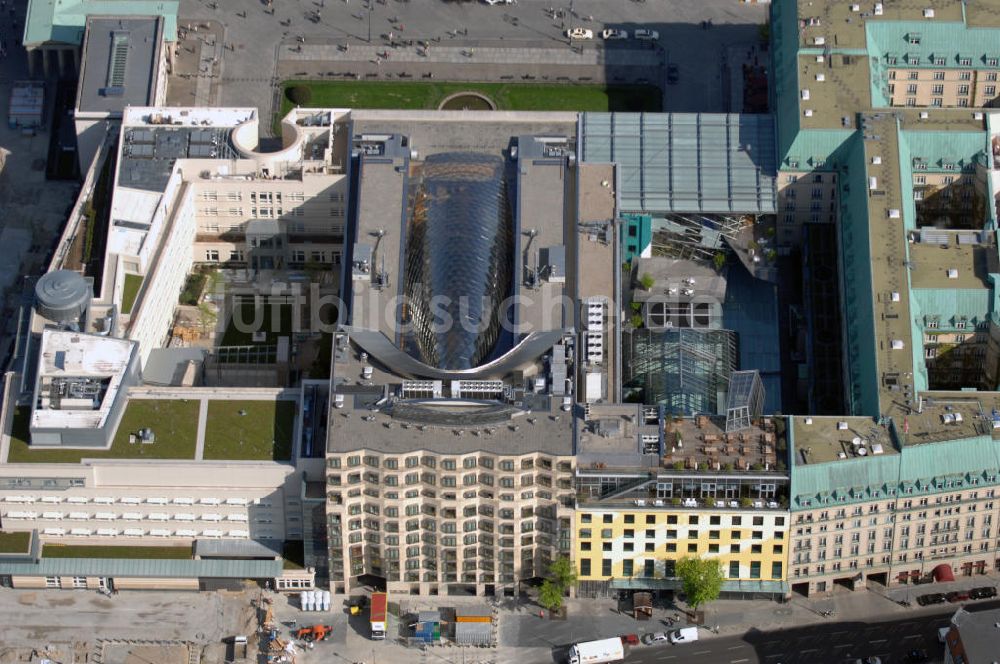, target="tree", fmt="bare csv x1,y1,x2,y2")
286,85,312,106
675,556,724,612
638,273,655,290
537,579,564,612
547,556,578,591
713,252,726,271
